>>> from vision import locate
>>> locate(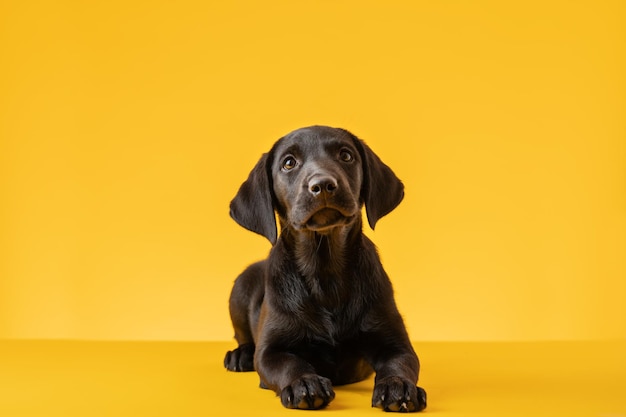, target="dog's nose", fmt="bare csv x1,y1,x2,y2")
309,176,338,196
